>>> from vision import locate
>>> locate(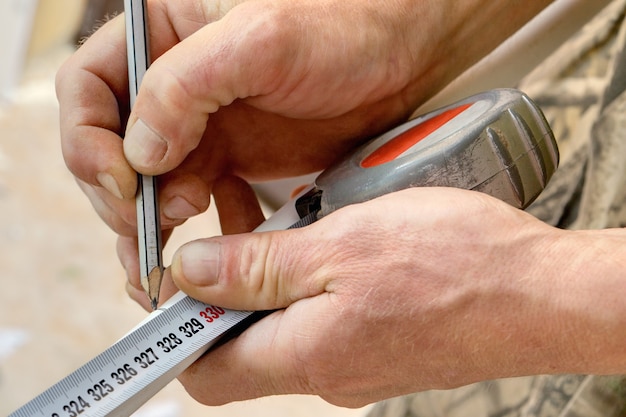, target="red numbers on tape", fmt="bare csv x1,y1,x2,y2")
200,306,226,323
